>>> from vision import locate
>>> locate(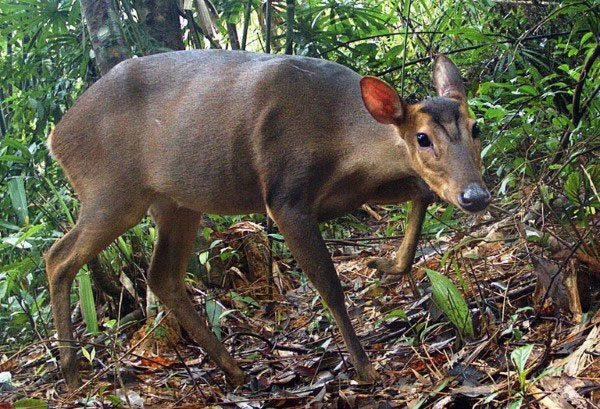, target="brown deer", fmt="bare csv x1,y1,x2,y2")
46,51,490,389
